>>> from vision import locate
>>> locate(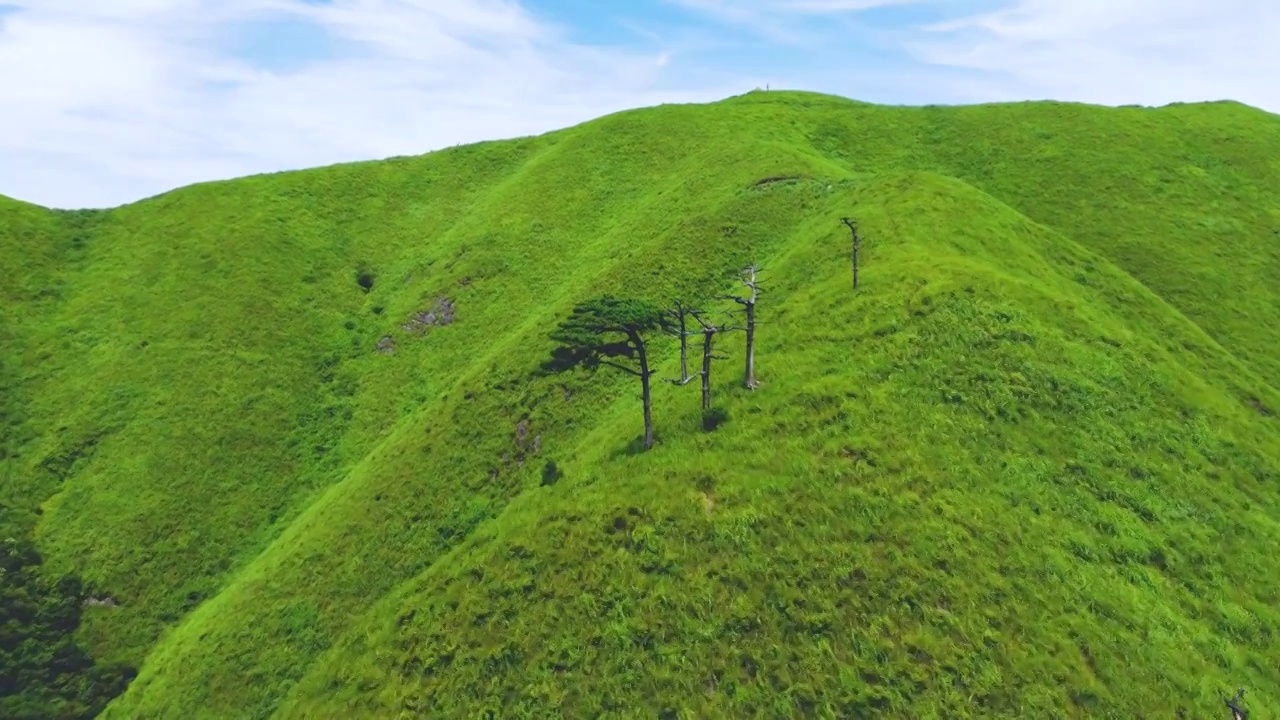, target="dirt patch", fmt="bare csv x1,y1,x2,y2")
376,336,396,354
1247,396,1273,417
752,174,803,188
839,447,878,467
401,297,456,334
